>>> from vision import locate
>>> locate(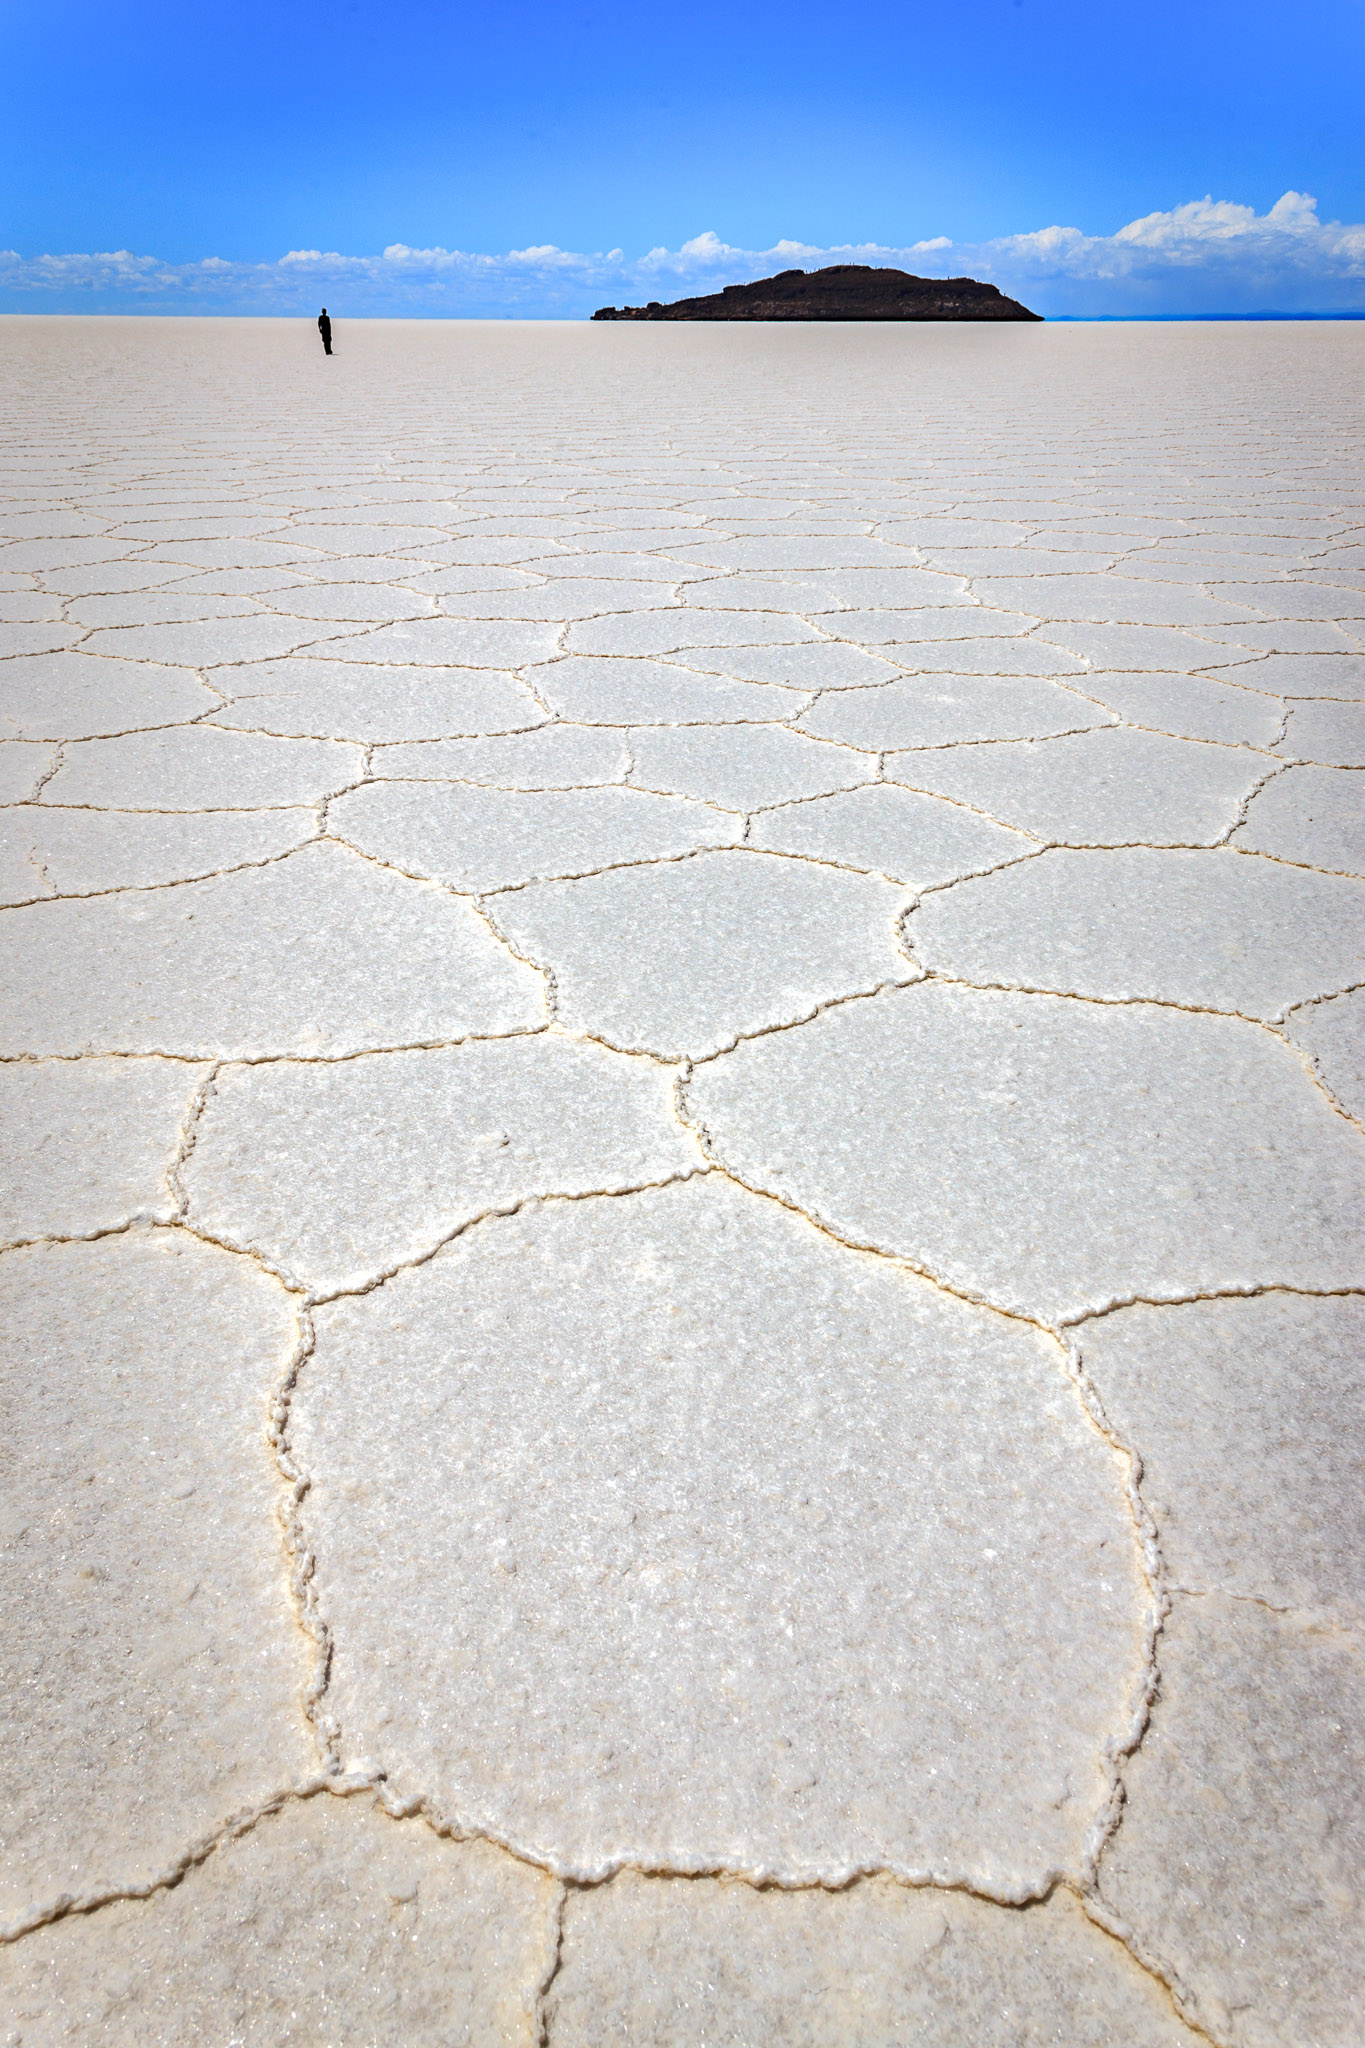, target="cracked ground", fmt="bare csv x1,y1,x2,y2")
0,315,1362,2046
